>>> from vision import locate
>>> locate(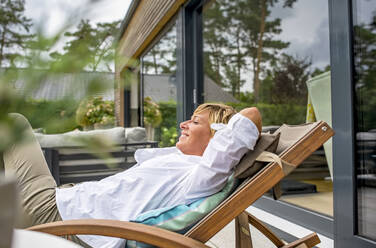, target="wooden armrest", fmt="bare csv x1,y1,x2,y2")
281,233,320,248
28,219,209,248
